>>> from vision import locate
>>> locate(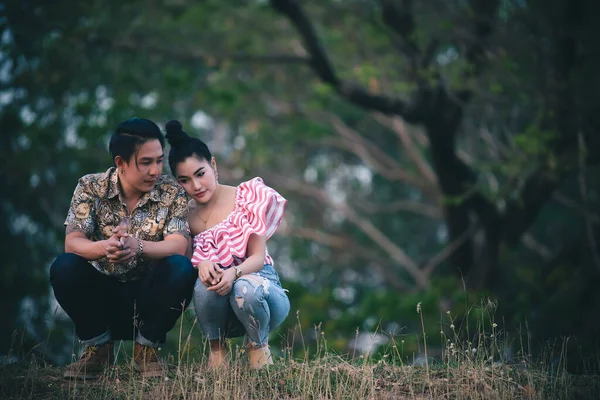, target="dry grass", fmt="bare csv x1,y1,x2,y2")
2,303,599,399
1,340,598,399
